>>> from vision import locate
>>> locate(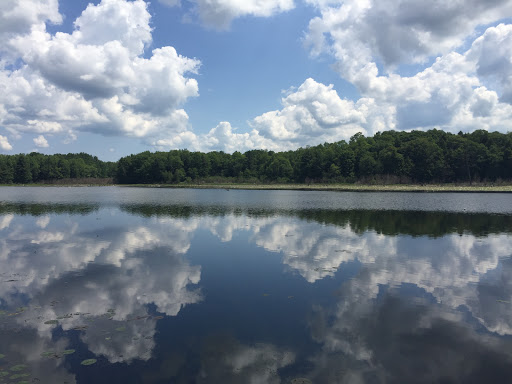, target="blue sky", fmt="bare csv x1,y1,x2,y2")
0,0,511,161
